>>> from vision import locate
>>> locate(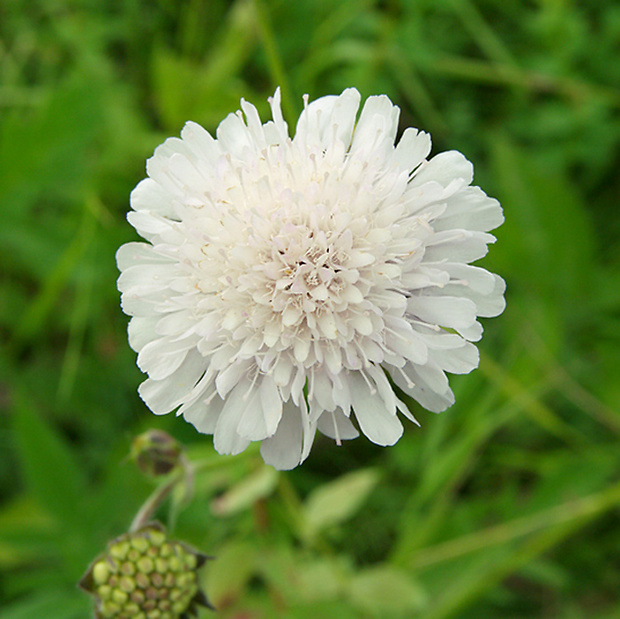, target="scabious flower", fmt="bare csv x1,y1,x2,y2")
117,88,505,469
